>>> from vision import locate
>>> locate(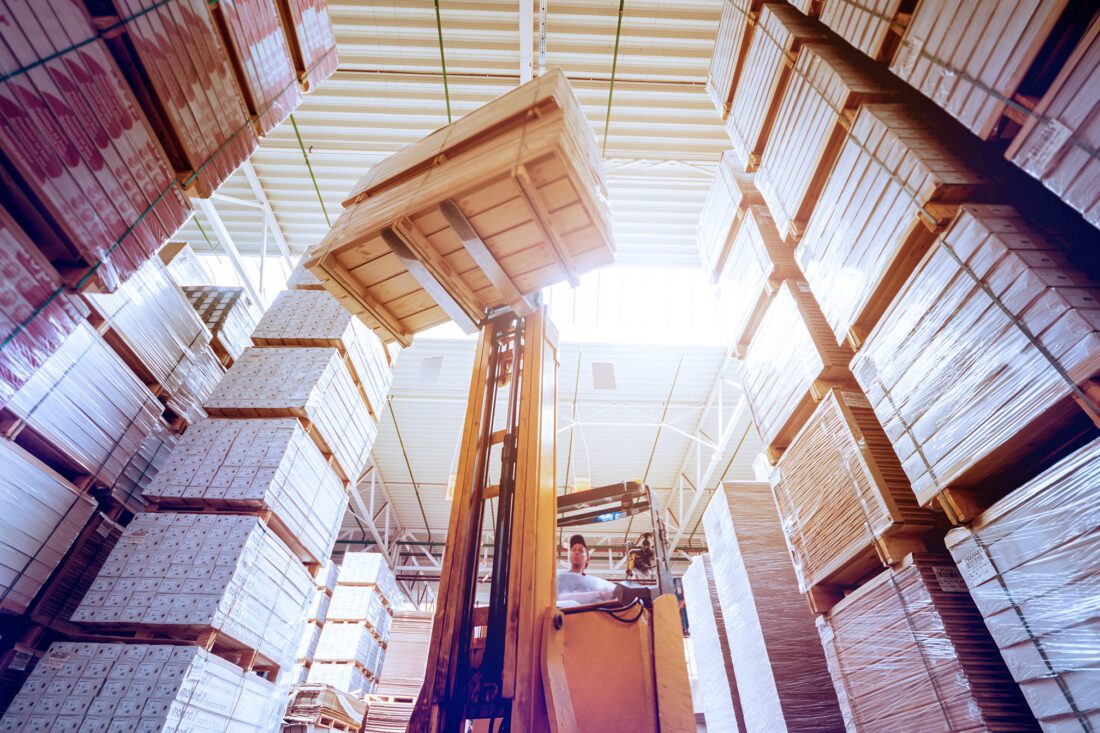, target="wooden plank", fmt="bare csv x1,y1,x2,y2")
383,226,481,333
540,611,578,733
652,594,695,733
